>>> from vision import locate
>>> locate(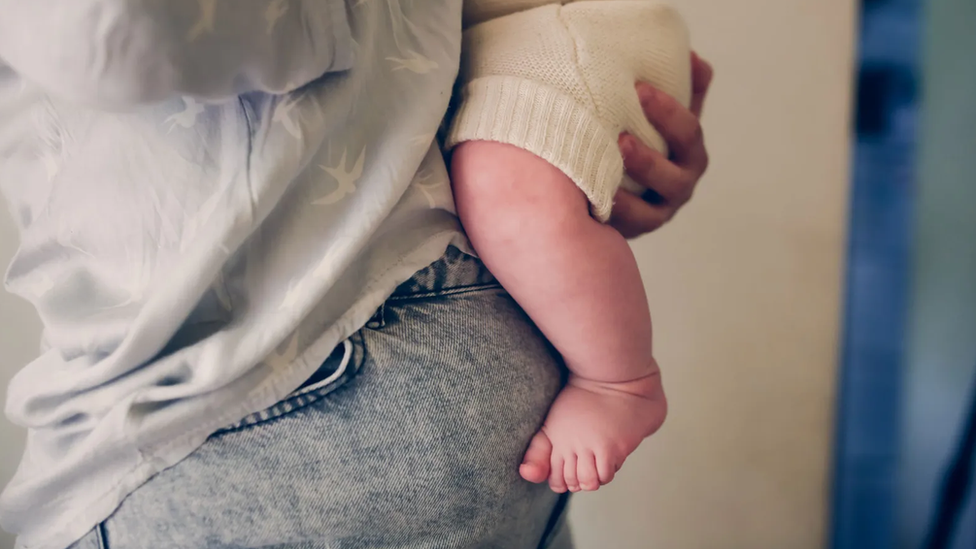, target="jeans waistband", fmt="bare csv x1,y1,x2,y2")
390,245,498,299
